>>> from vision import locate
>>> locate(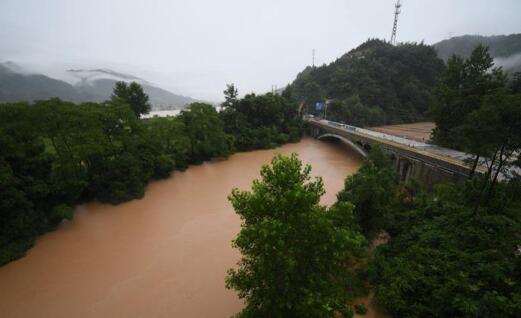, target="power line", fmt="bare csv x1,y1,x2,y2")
390,0,402,45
